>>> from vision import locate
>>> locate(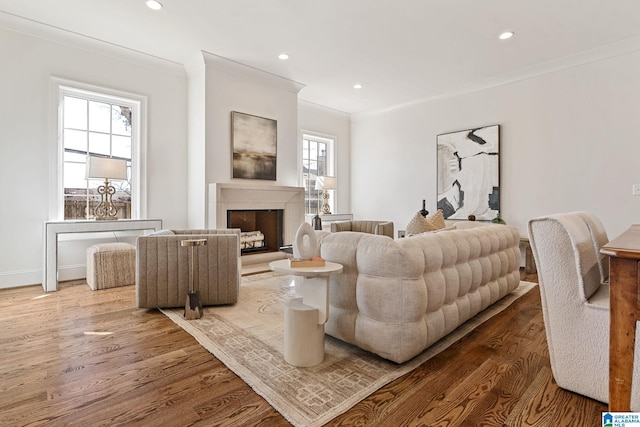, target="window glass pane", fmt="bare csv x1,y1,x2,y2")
309,141,318,160
112,135,132,159
64,161,88,190
63,129,87,152
88,132,110,156
112,106,132,136
63,96,87,130
317,161,326,177
88,101,111,133
64,151,86,163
